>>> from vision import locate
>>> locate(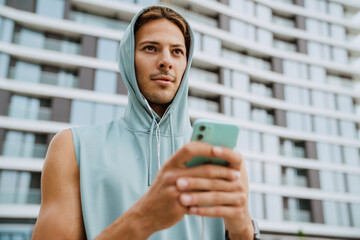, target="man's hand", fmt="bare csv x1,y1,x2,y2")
175,144,254,240
98,142,253,239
